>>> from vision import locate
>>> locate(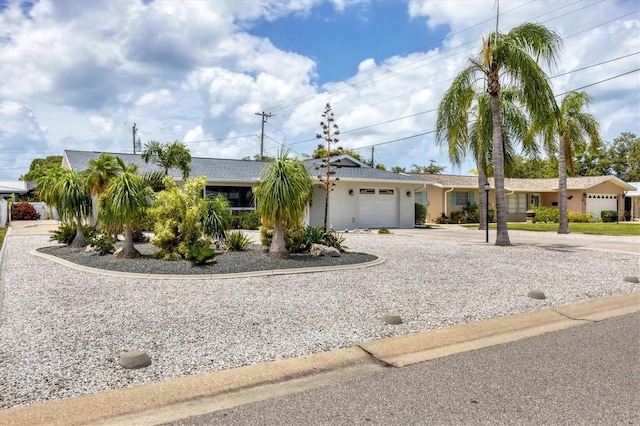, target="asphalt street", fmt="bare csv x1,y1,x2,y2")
164,313,640,426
